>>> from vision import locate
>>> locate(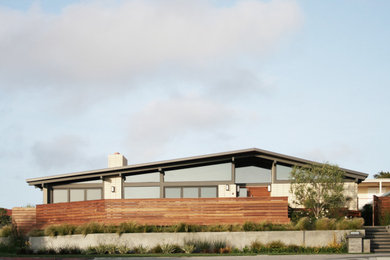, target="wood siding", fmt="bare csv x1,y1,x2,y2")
373,195,390,226
35,197,289,228
11,207,36,233
247,187,270,197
